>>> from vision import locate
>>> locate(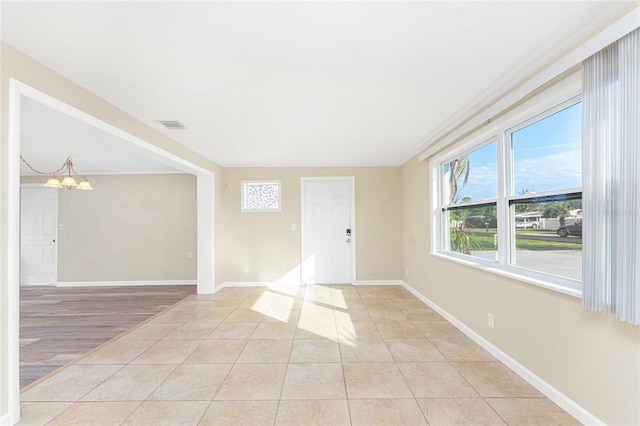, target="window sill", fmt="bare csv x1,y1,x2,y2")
430,251,582,298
